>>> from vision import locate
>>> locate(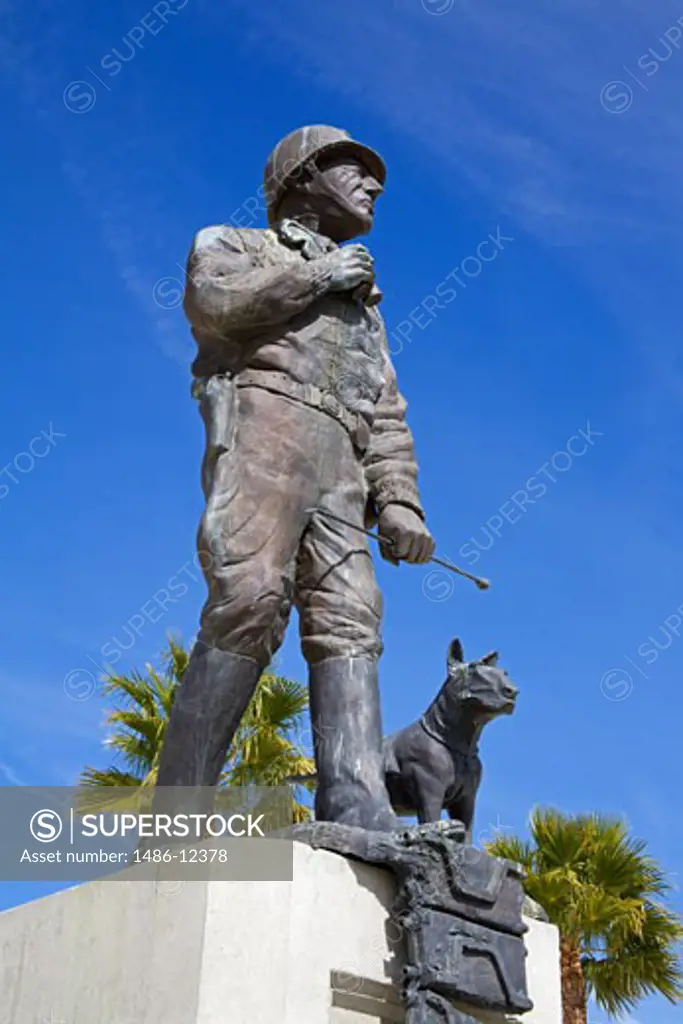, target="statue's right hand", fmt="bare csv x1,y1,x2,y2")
320,244,375,293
